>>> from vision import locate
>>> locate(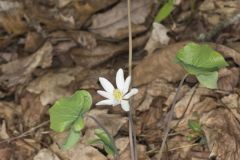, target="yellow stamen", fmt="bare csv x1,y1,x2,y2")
113,89,122,101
